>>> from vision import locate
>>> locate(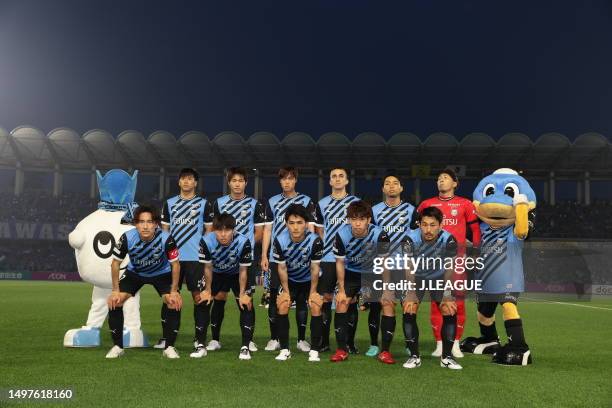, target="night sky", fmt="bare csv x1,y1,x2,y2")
1,0,611,140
